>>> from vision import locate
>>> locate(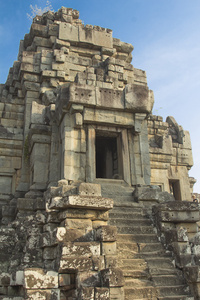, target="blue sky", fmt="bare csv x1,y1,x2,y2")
0,0,200,192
